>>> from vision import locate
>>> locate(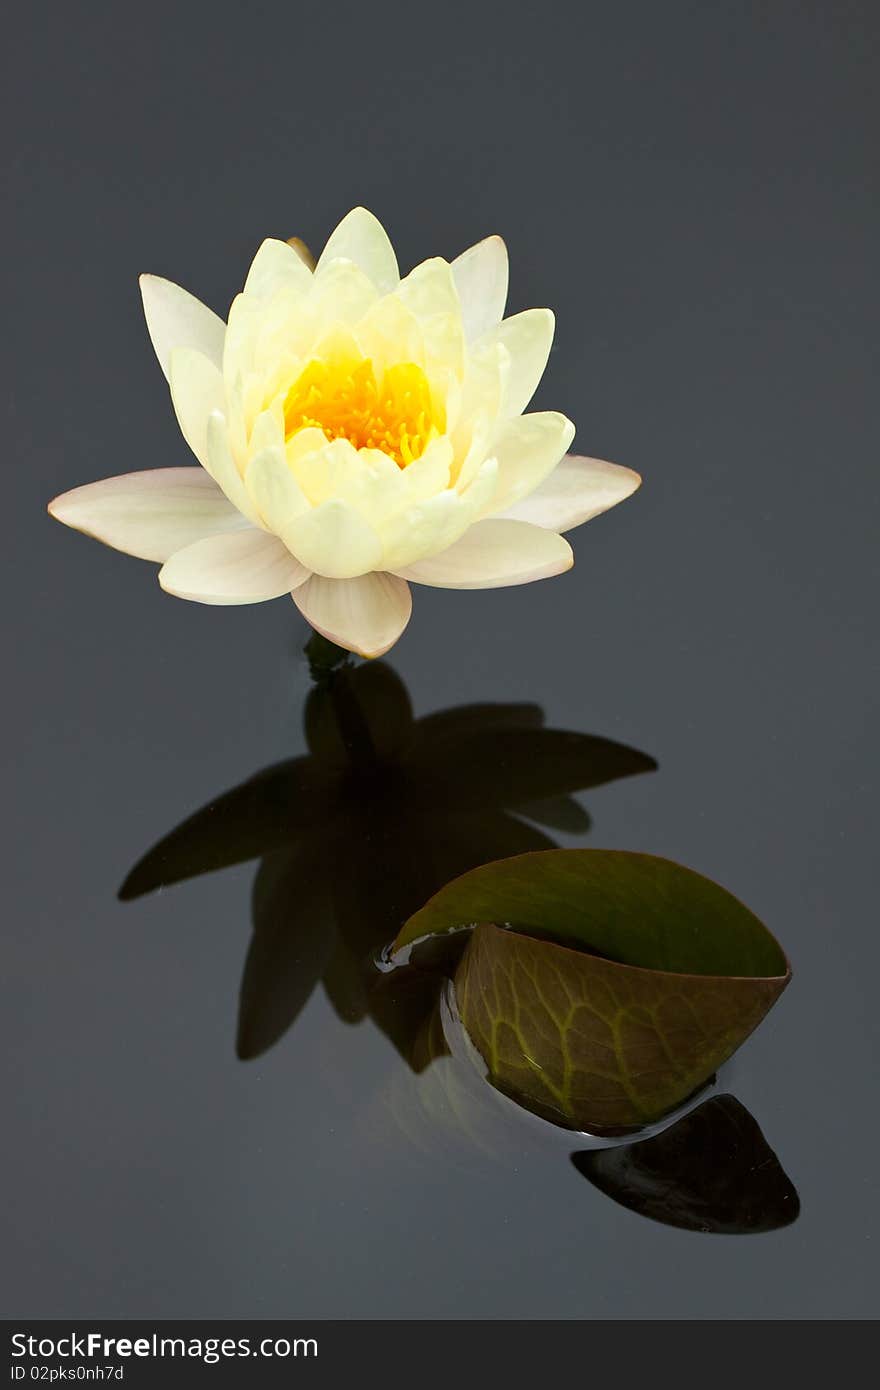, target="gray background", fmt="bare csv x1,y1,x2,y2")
2,0,877,1317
